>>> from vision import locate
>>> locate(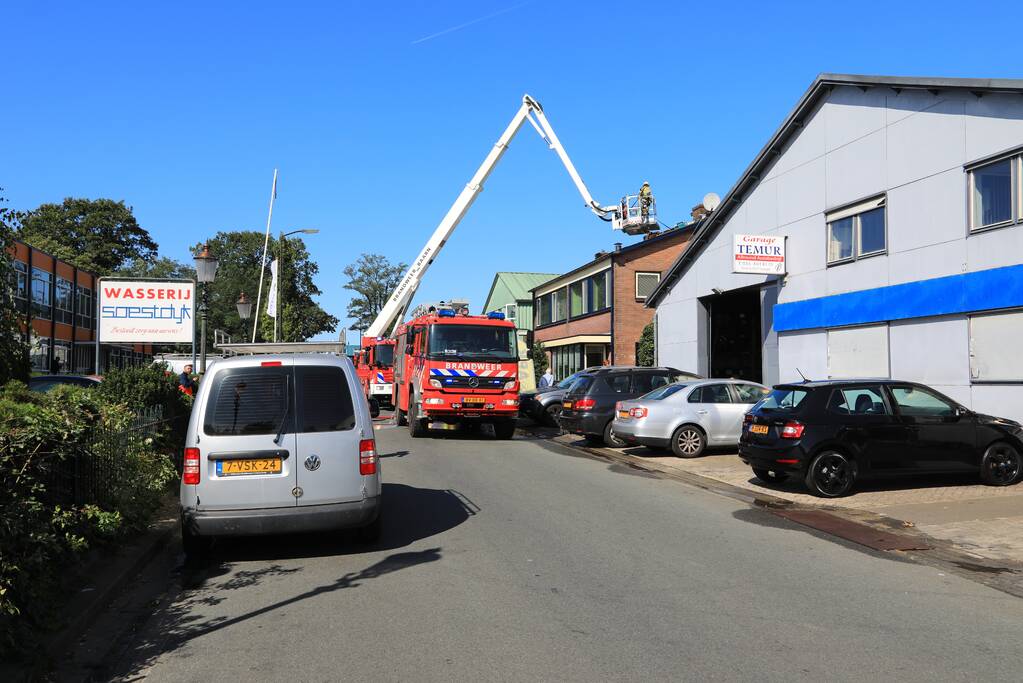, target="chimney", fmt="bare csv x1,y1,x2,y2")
691,203,710,221
614,242,622,252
